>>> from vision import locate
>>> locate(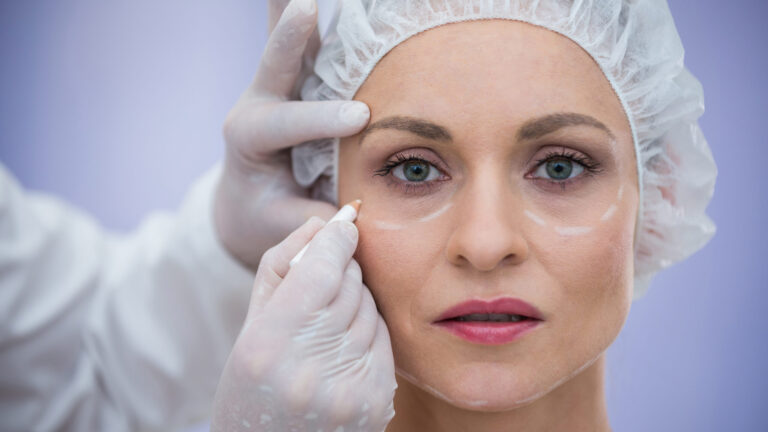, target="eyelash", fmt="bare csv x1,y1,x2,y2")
373,148,603,195
527,149,604,190
373,153,449,196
